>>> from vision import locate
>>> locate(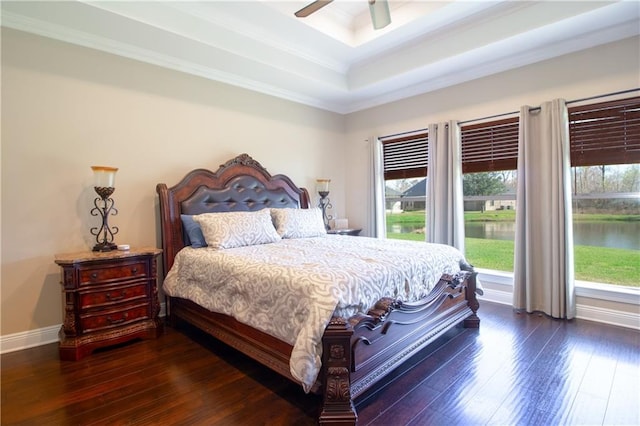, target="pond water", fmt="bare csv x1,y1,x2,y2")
391,222,640,250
